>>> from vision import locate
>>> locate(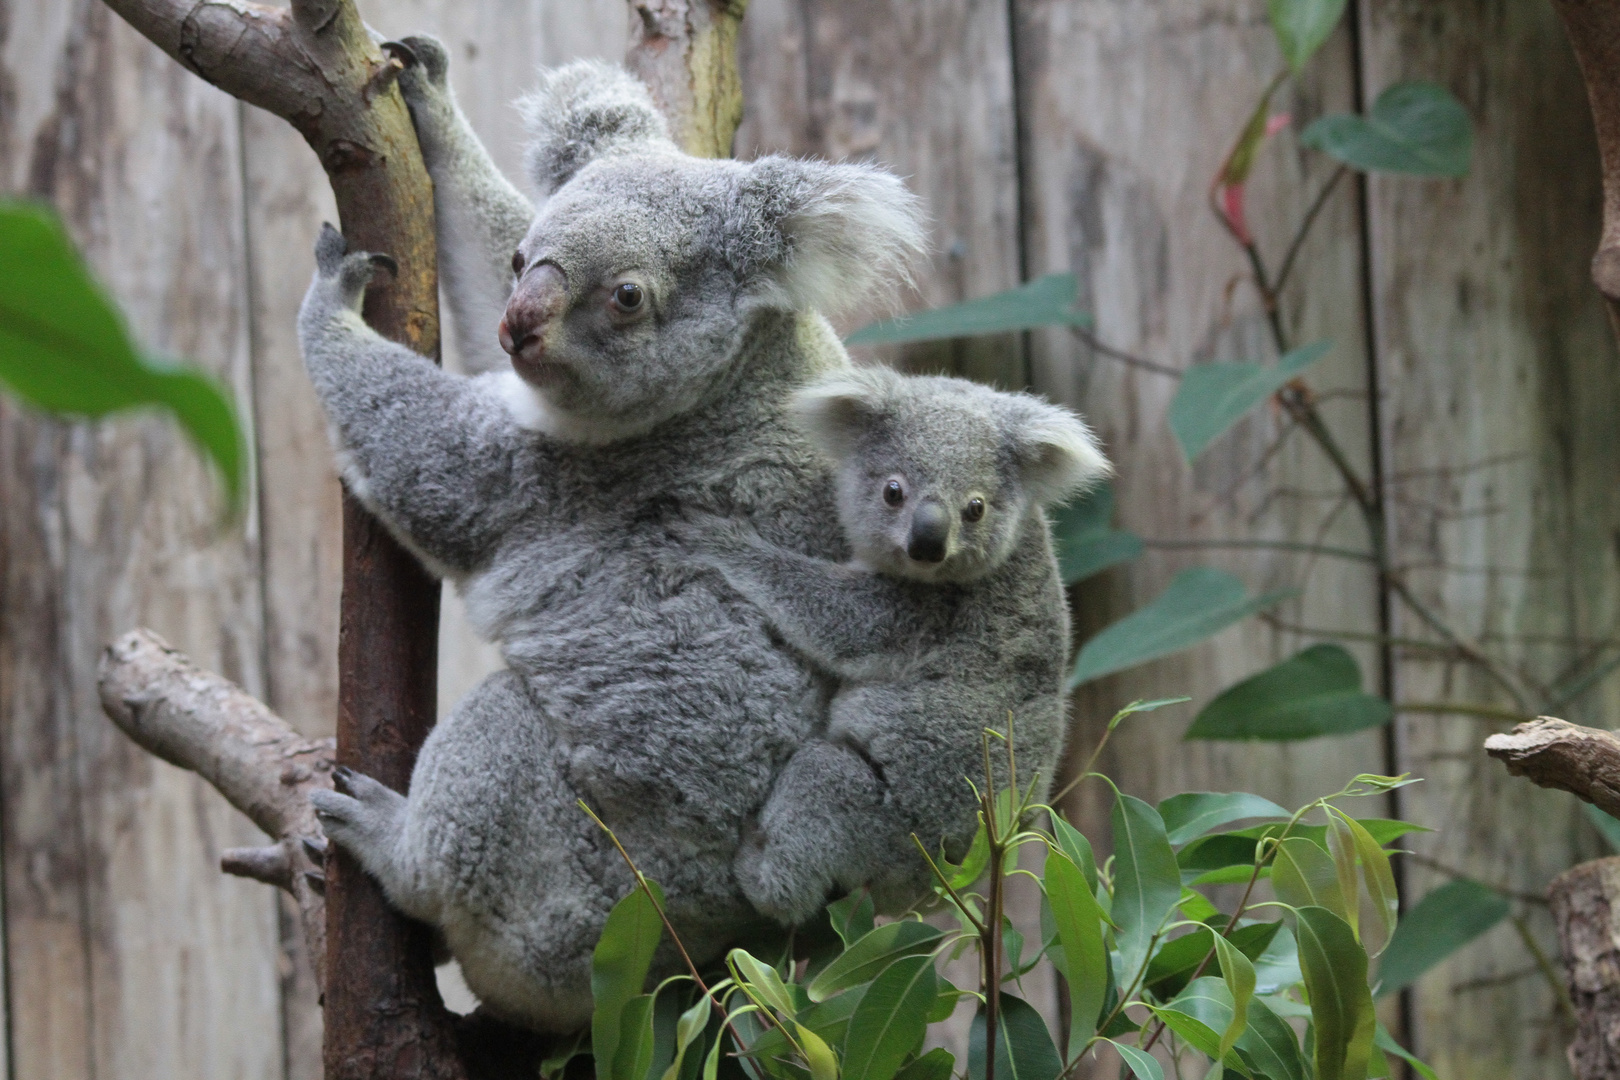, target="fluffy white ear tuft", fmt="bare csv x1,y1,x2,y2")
788,366,903,462
1004,396,1112,506
517,61,673,193
732,157,928,319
